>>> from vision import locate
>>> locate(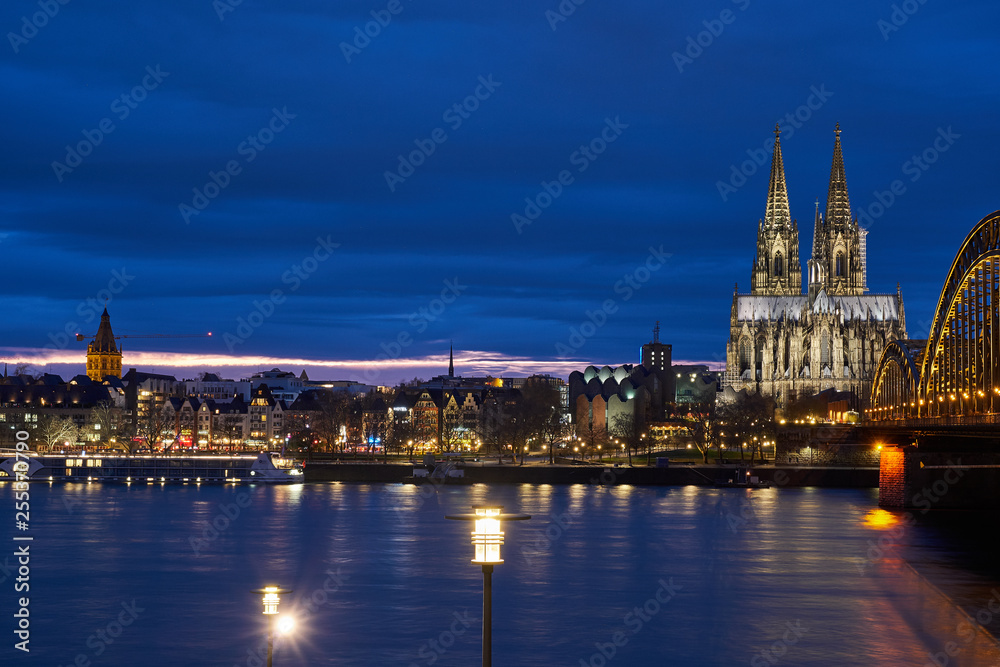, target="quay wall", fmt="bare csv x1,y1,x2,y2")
303,462,877,487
